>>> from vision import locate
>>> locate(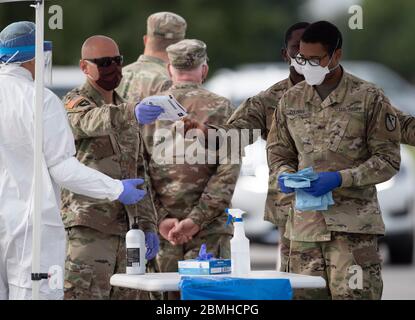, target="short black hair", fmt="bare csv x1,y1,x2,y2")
301,21,342,55
284,22,310,47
